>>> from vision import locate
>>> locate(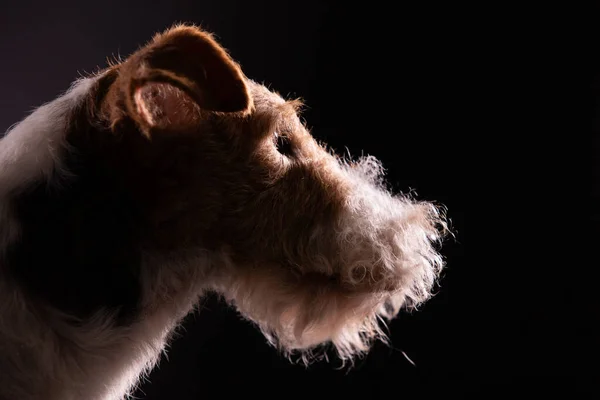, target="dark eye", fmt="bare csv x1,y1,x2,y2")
274,131,294,157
